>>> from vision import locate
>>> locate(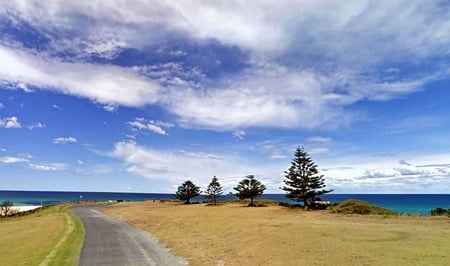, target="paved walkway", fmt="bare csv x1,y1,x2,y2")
71,205,187,266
